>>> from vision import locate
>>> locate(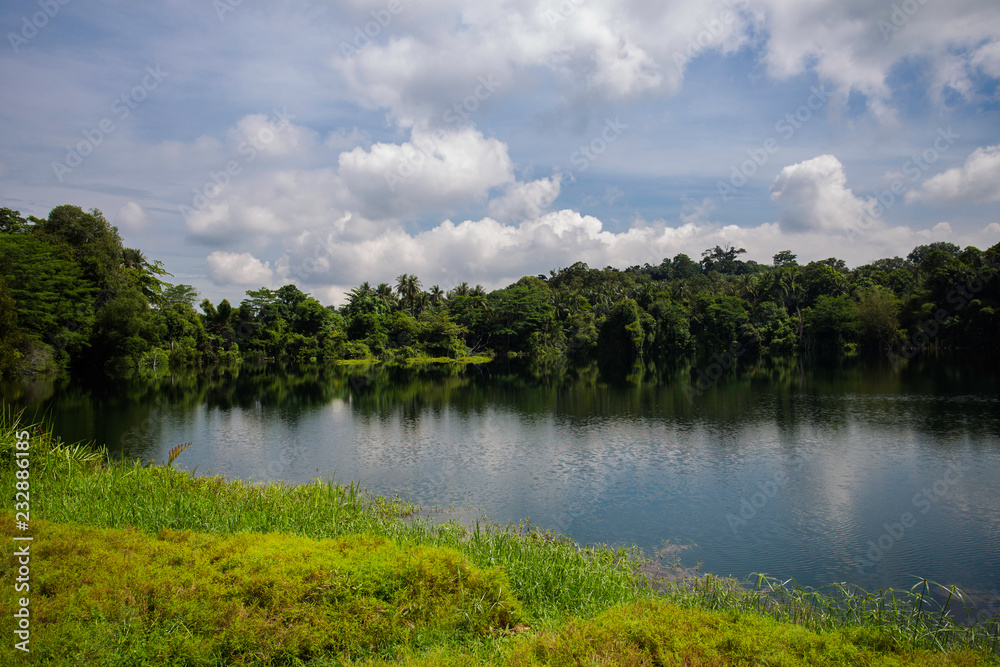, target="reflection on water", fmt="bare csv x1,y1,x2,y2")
3,354,999,614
